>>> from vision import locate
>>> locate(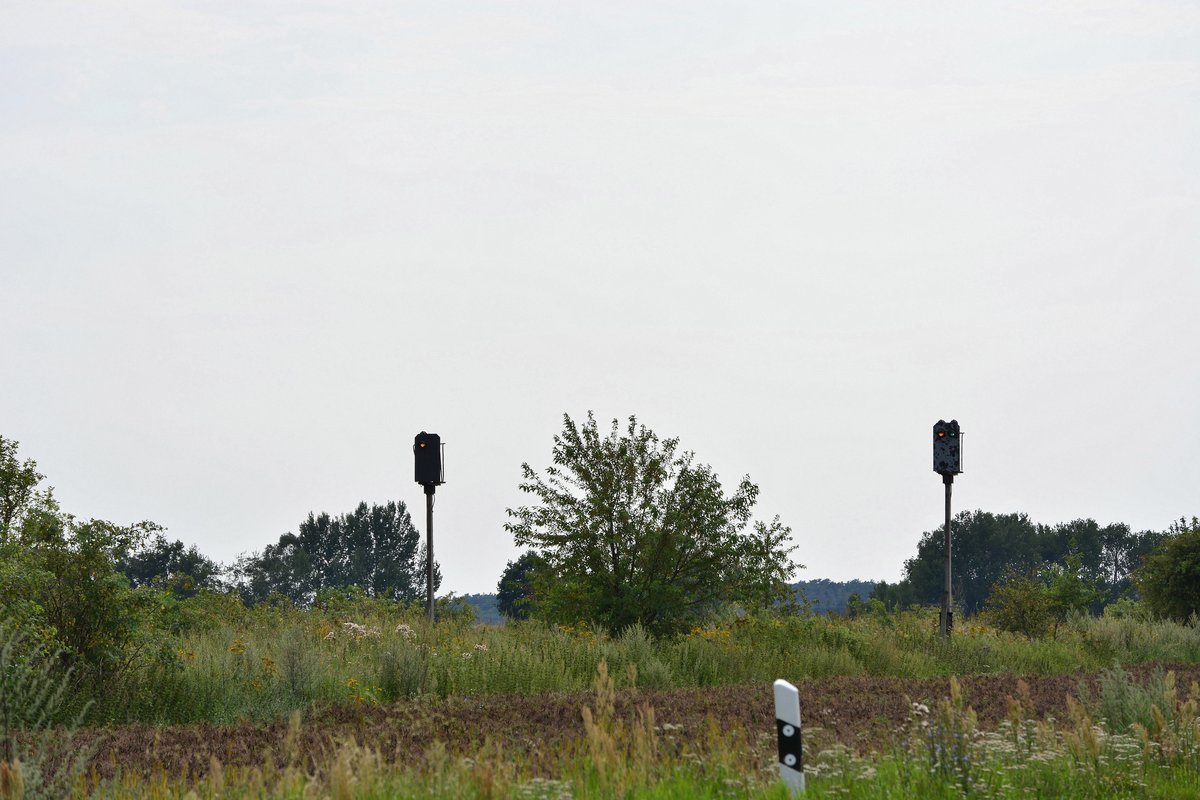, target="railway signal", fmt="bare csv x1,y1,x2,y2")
414,431,445,621
933,419,963,638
